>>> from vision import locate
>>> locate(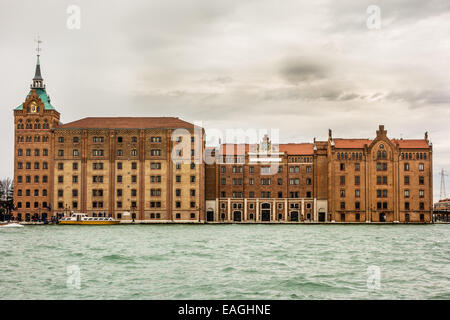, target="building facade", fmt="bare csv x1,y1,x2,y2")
13,56,205,222
12,56,433,223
